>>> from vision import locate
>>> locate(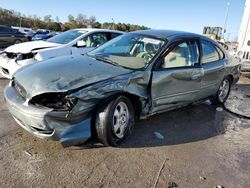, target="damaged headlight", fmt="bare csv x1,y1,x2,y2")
30,93,78,111
0,51,7,58
15,52,37,61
